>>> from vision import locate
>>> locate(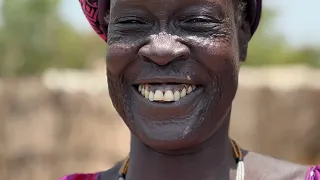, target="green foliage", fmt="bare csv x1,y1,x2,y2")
0,2,319,77
0,0,105,77
246,9,320,67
